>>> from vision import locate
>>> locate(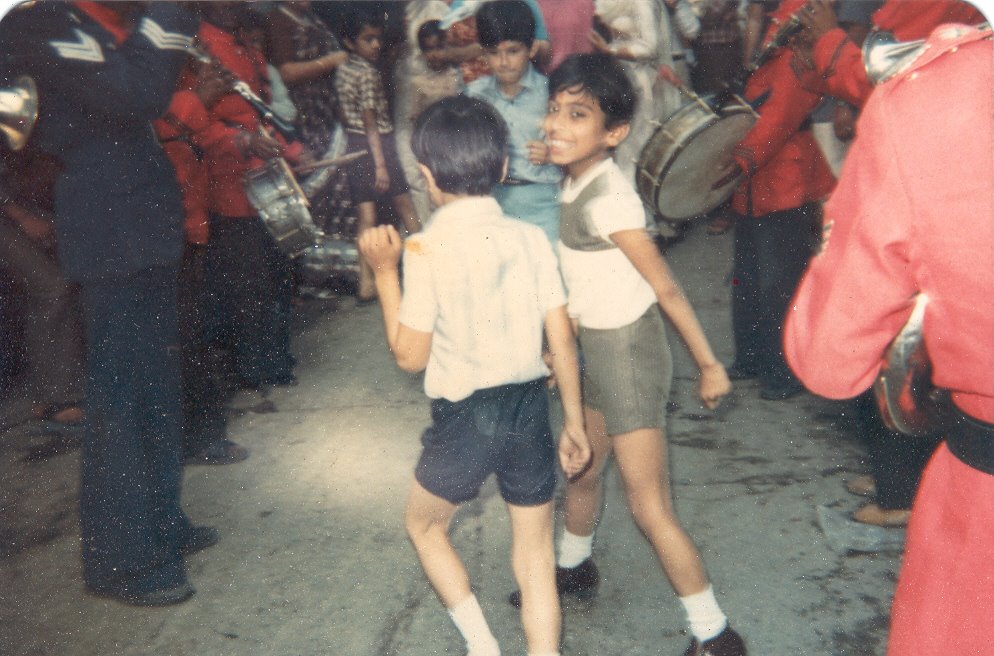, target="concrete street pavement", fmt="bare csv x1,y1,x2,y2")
0,224,902,655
